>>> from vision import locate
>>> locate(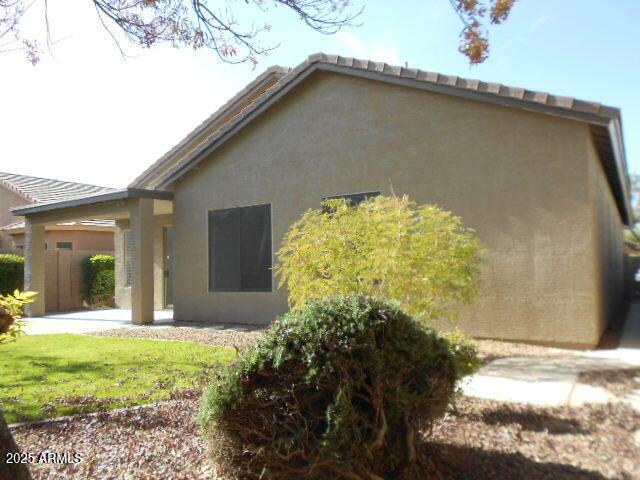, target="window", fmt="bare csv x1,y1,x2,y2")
124,230,133,287
322,191,380,212
15,244,24,250
208,204,272,292
56,241,73,250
